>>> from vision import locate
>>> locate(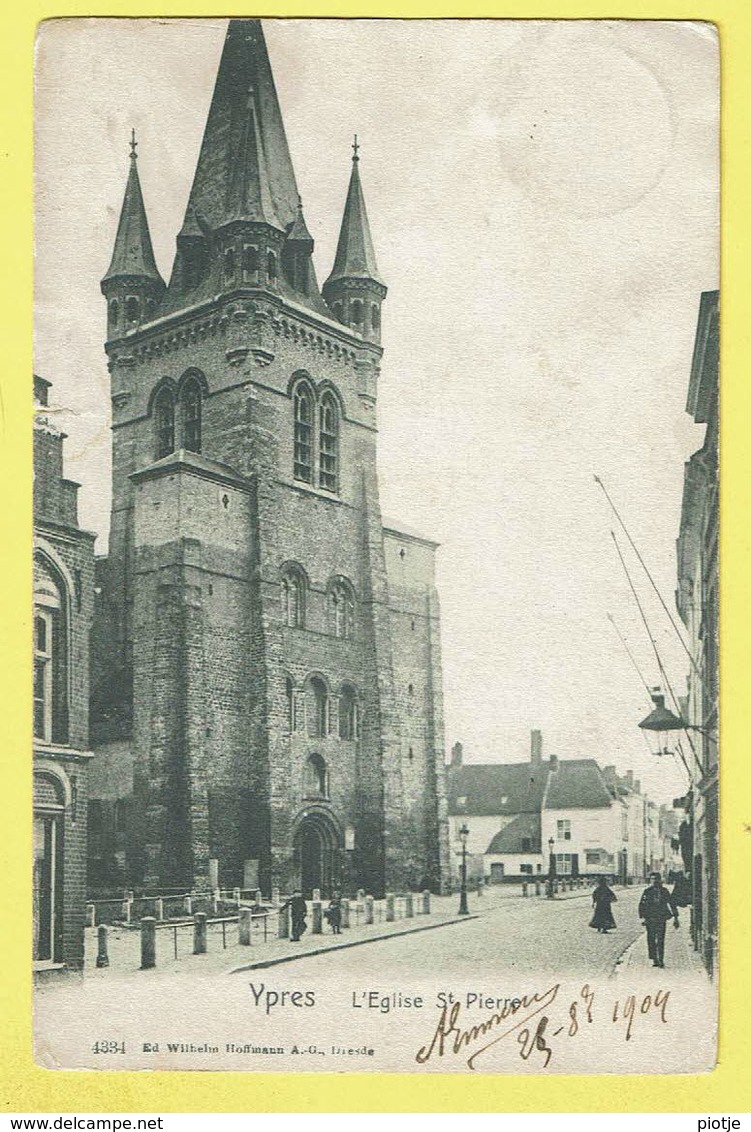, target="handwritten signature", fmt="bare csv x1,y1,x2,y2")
415,984,670,1070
